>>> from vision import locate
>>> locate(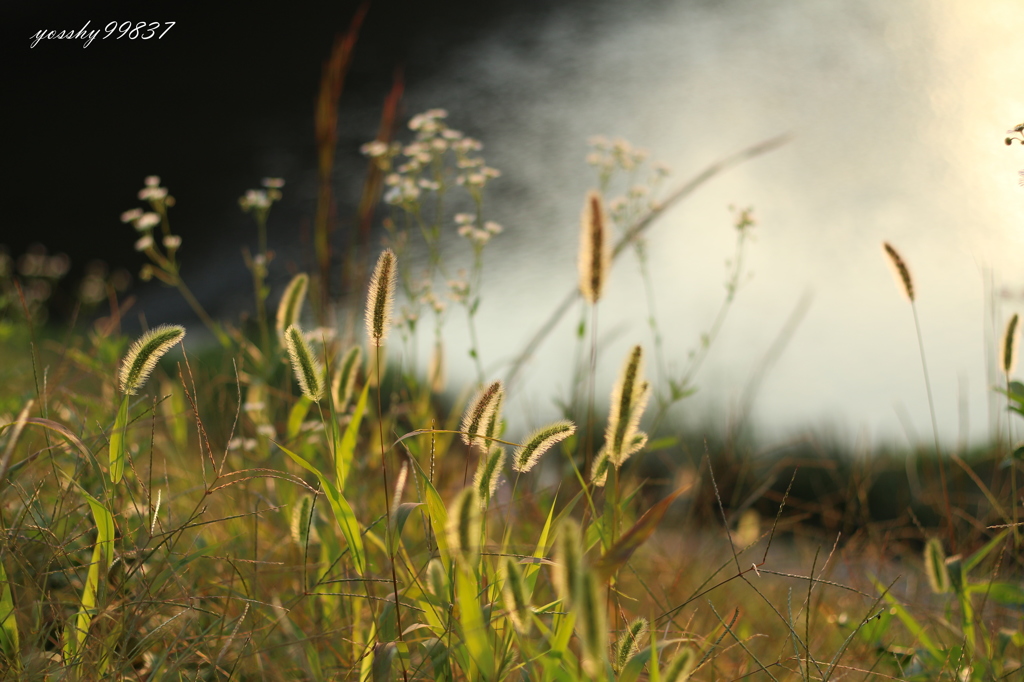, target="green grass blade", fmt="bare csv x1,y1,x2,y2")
405,450,451,569
109,395,129,483
278,441,366,575
455,564,494,679
67,488,115,656
337,379,370,490
963,529,1009,574
287,396,313,440
593,485,688,581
